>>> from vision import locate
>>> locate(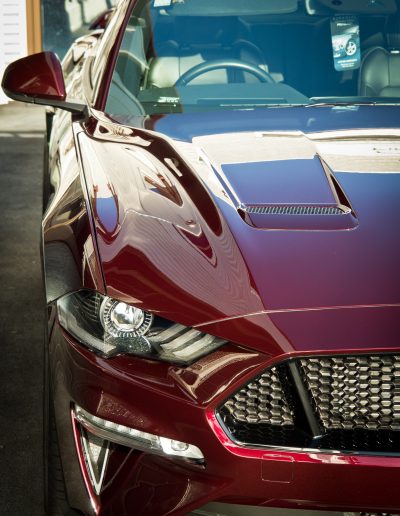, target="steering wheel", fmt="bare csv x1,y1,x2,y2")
174,59,275,86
